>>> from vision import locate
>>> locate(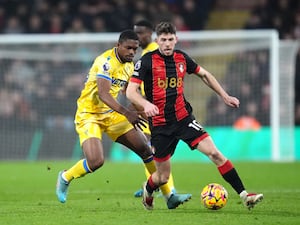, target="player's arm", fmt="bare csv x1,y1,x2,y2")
195,67,240,108
97,78,146,129
127,102,148,120
126,80,159,117
97,77,129,114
